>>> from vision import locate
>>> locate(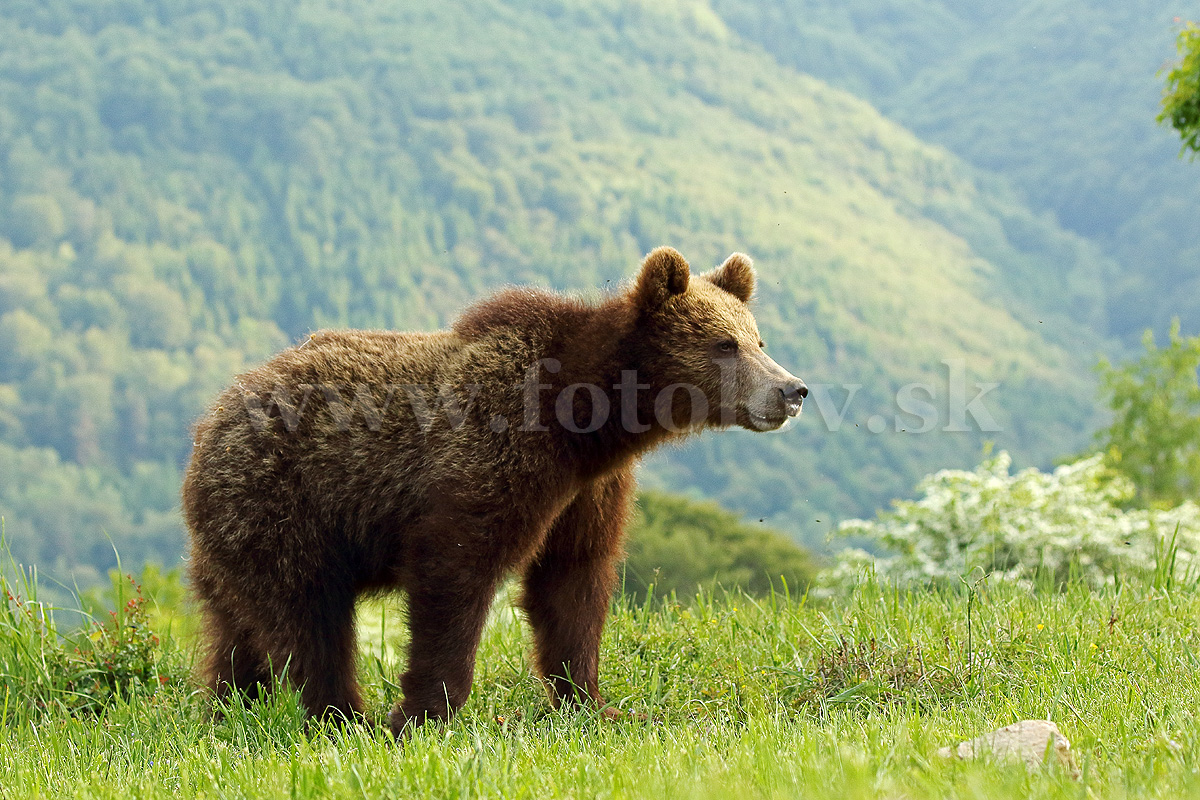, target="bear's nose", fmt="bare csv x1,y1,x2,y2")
780,381,807,415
